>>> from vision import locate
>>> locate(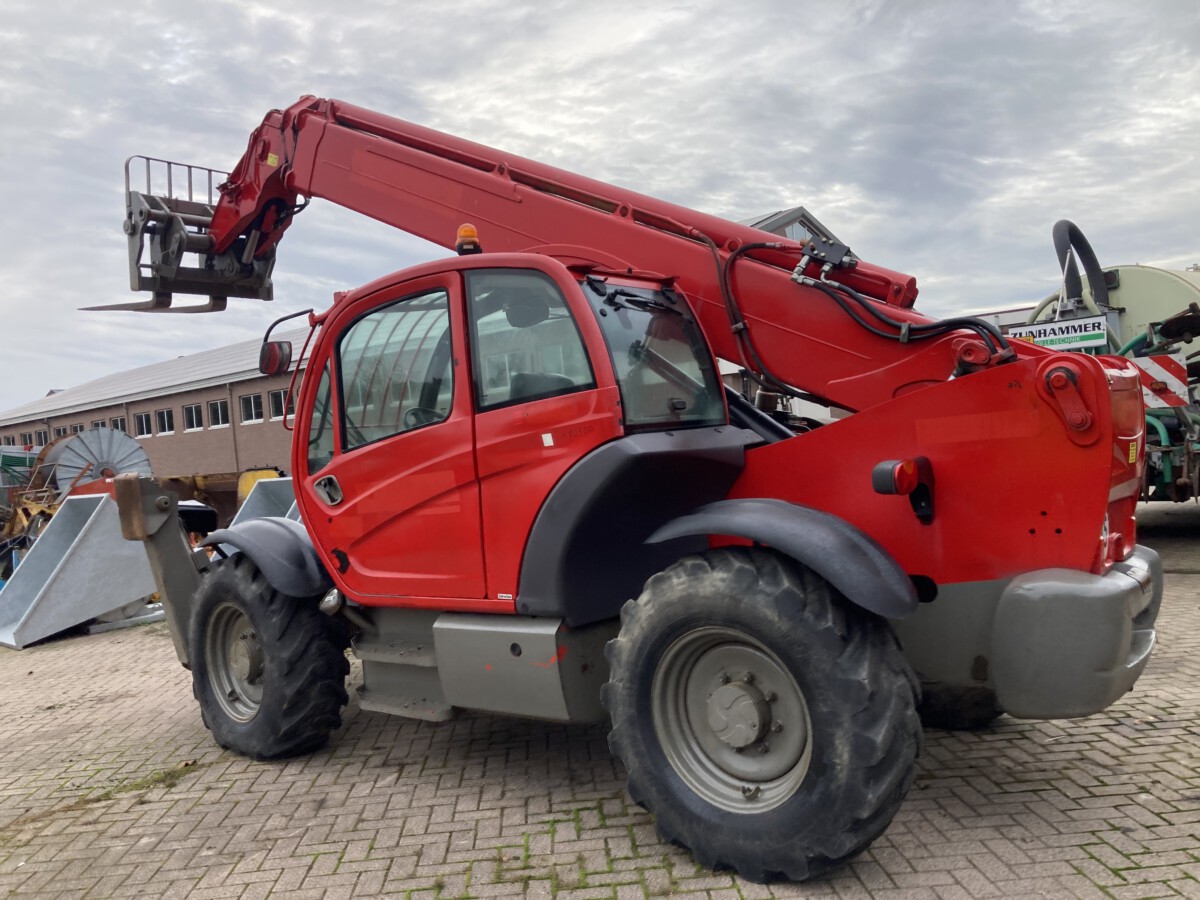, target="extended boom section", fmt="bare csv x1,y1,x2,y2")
113,96,1025,411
